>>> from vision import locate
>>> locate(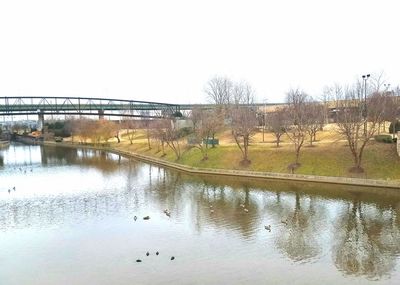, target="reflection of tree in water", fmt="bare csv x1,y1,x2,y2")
197,182,259,236
0,153,3,167
41,146,126,173
333,200,400,280
268,190,324,262
142,169,263,238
